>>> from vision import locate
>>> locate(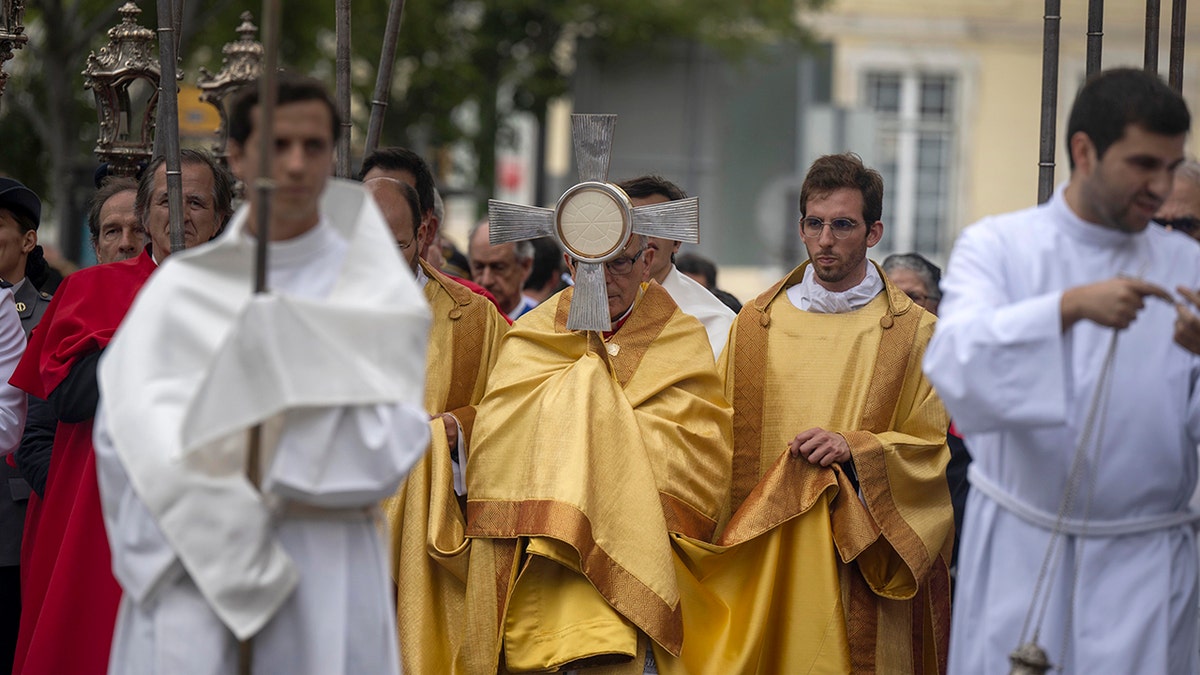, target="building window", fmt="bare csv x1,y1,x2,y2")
863,71,957,258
